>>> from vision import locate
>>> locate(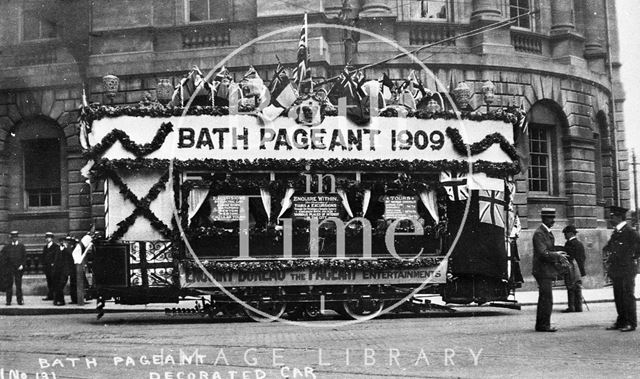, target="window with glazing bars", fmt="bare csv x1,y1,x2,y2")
188,0,229,22
528,124,550,192
23,138,61,207
509,0,532,29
